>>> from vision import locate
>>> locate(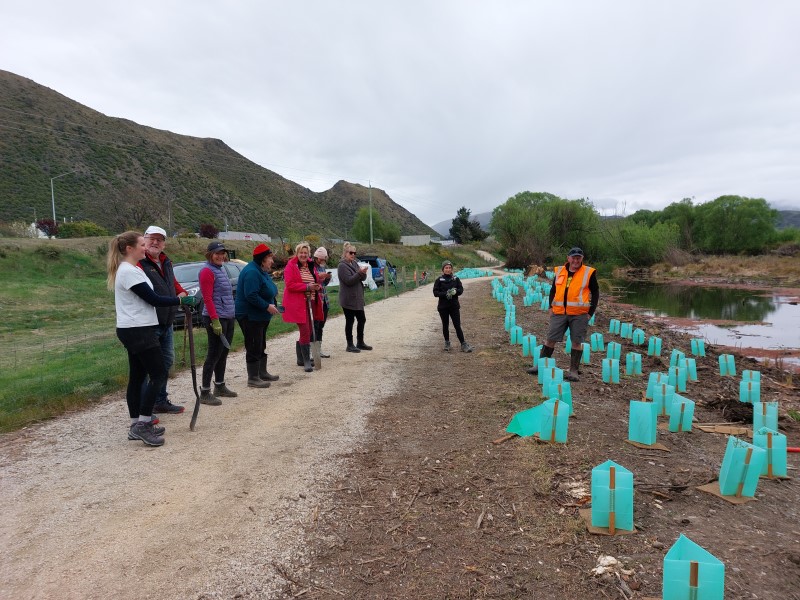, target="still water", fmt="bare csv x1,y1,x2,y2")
611,281,800,352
